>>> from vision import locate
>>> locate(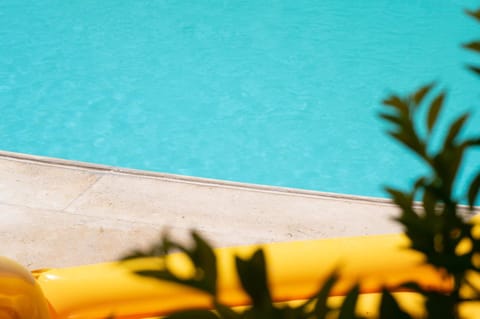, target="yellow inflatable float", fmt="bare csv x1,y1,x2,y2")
2,231,466,319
